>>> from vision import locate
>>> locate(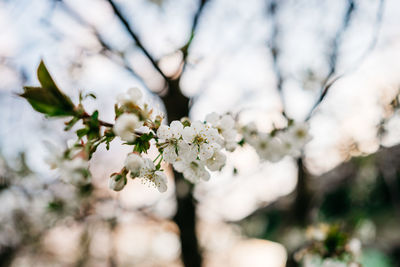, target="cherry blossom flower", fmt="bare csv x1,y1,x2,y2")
157,120,184,163
113,113,143,142
139,158,168,192
173,158,210,183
